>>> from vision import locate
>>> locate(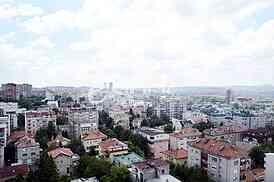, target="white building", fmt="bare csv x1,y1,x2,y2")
156,98,184,120
25,111,56,135
188,138,242,182
0,102,18,129
0,123,7,168
68,108,98,138
265,153,274,182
